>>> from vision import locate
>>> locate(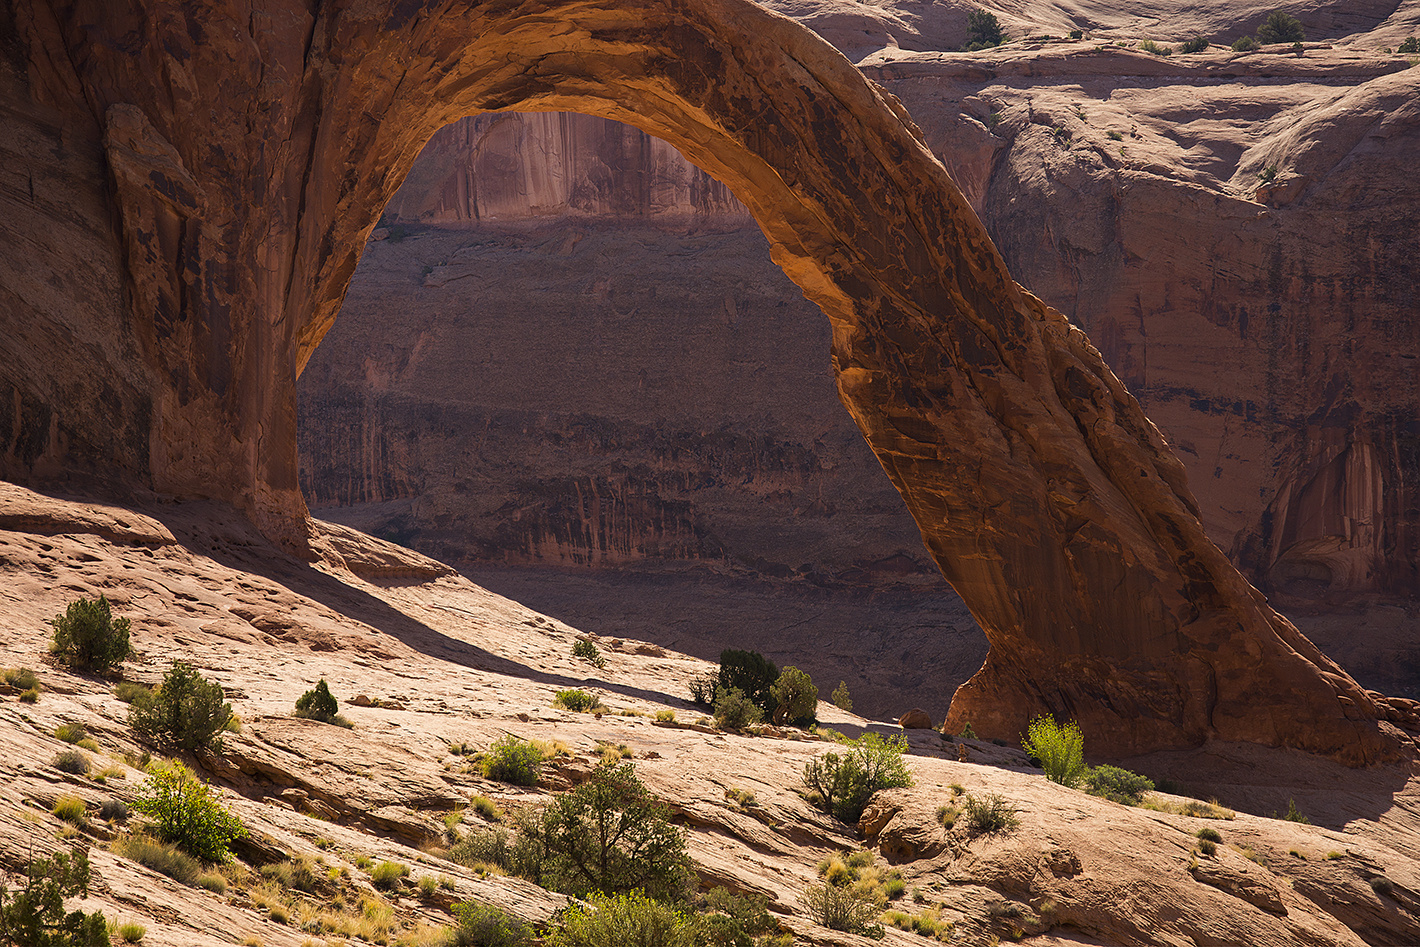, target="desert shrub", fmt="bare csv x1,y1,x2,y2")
0,847,109,946
1021,715,1087,788
293,679,338,723
717,650,778,716
449,901,533,947
369,860,408,891
50,595,131,675
3,667,39,691
110,834,202,885
53,795,87,825
1232,35,1260,52
696,887,782,946
883,877,906,899
1198,839,1218,856
571,638,606,669
54,750,91,776
830,681,852,712
1139,39,1172,56
196,873,226,893
965,8,1004,50
1180,36,1210,53
1085,765,1153,805
1280,798,1311,823
99,799,129,823
1399,37,1419,54
128,661,232,753
655,710,676,723
712,686,762,731
801,732,913,824
19,688,38,703
552,689,601,713
688,673,718,709
481,735,544,786
525,762,692,901
262,856,323,893
1197,827,1222,843
470,794,503,822
130,760,246,862
801,882,884,938
548,891,698,947
56,722,89,744
962,793,1020,835
1256,10,1304,44
112,682,151,704
1371,876,1394,896
112,921,145,944
770,667,817,726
